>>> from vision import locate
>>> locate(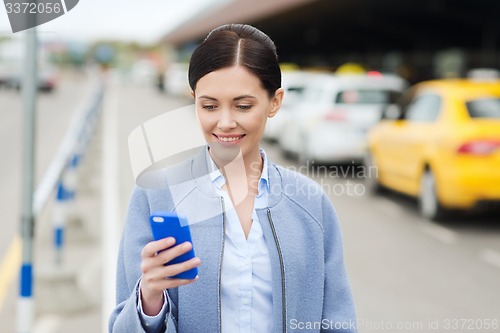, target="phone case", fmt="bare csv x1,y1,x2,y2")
149,211,198,279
